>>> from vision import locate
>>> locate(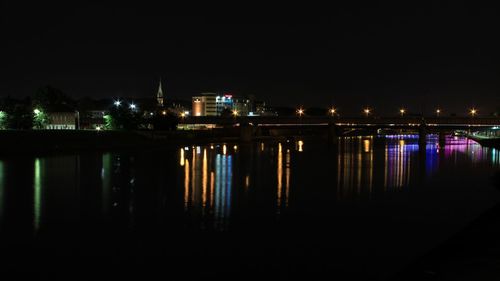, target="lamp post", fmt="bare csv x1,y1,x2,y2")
329,107,337,117
297,108,305,117
400,108,406,117
363,108,371,117
470,108,477,118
